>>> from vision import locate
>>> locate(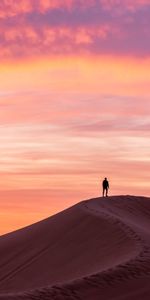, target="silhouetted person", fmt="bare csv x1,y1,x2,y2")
102,177,109,197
